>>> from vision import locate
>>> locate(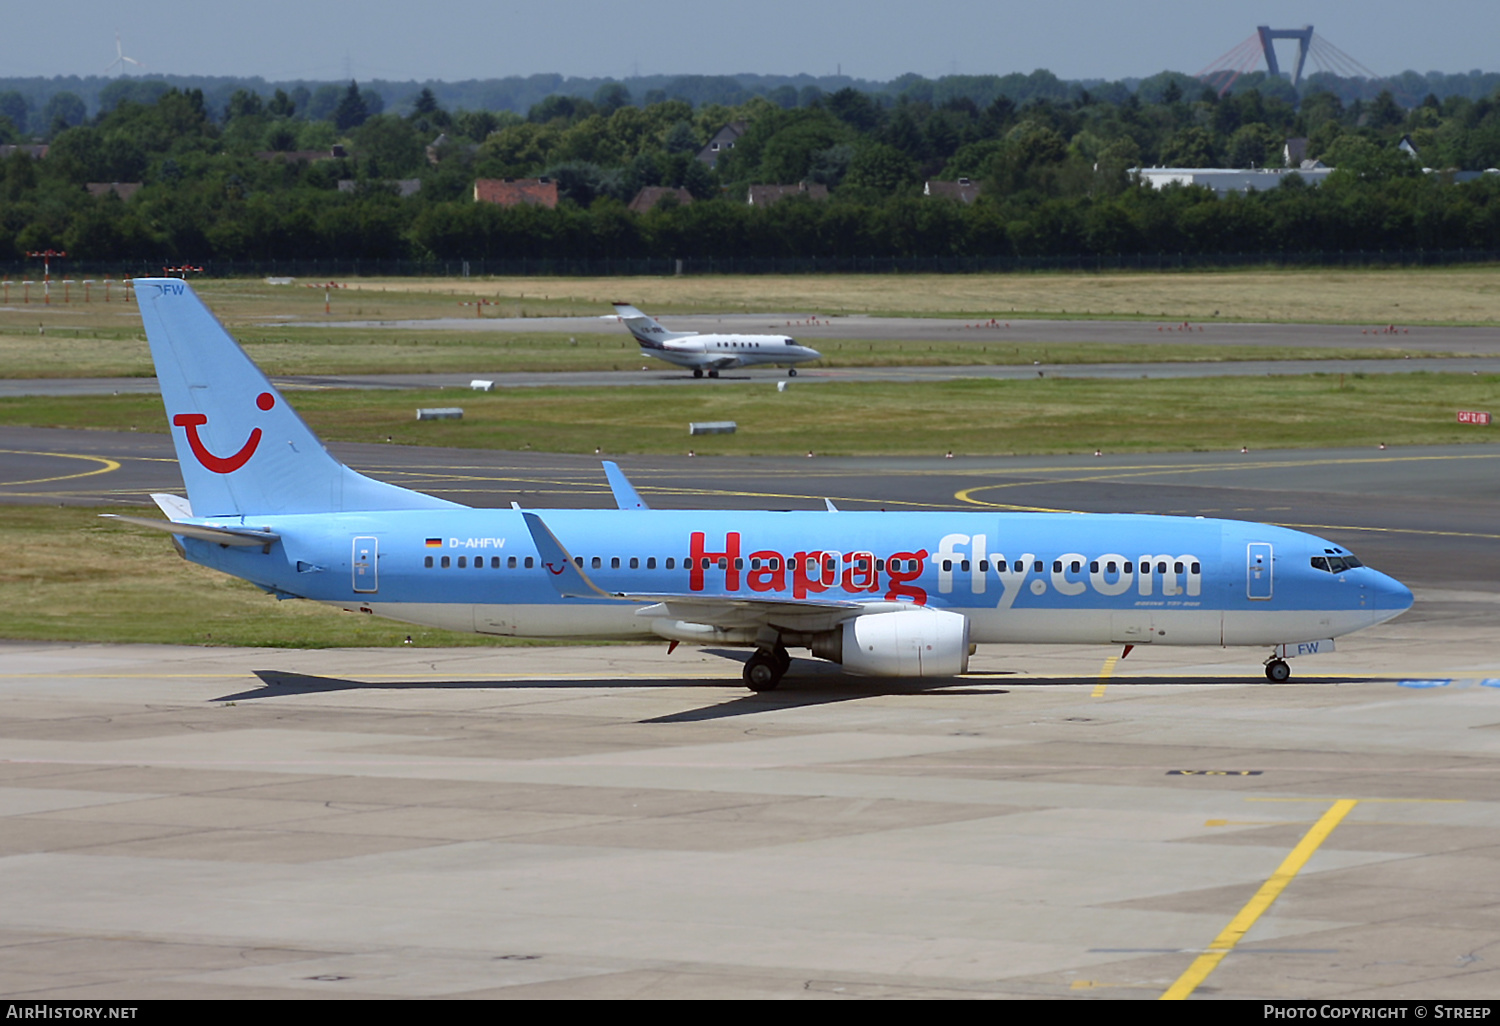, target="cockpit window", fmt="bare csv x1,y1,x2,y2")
785,339,796,346
1311,555,1363,573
